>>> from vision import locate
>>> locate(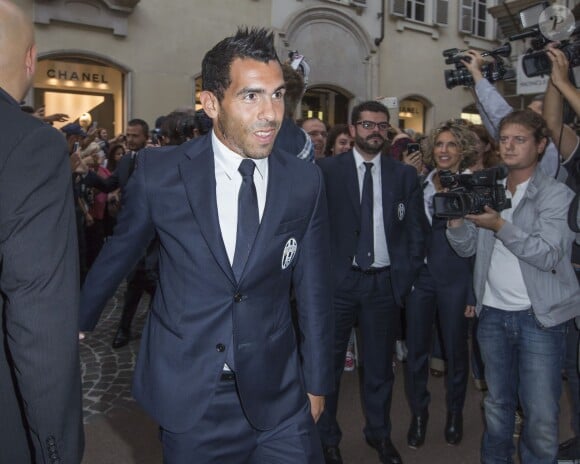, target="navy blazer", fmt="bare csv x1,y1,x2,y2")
79,135,334,433
317,151,425,306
